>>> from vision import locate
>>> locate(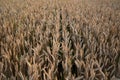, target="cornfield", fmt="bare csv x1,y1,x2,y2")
0,0,120,80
